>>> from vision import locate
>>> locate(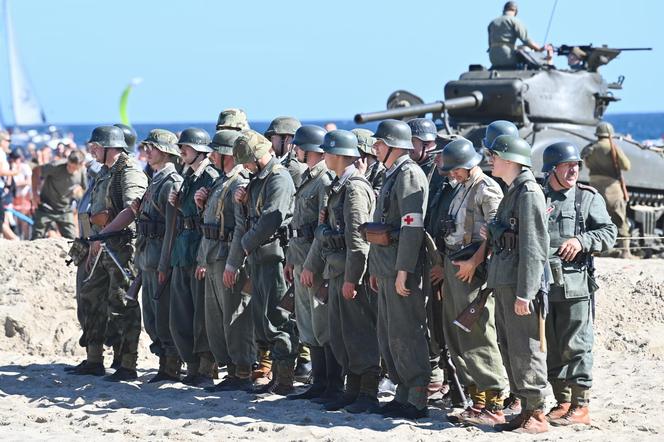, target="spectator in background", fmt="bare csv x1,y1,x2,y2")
8,151,32,239
1,130,19,239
